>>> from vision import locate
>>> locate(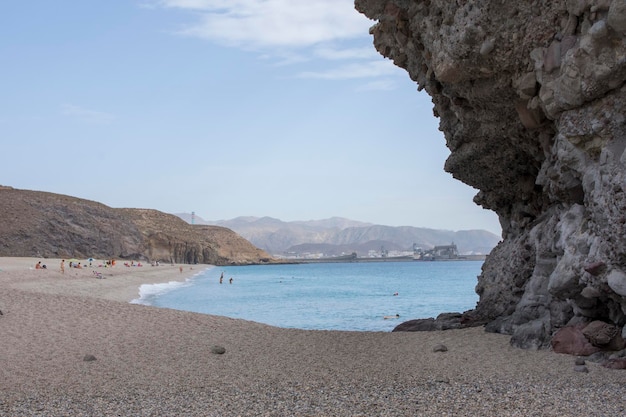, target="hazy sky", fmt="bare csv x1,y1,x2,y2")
1,1,501,235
